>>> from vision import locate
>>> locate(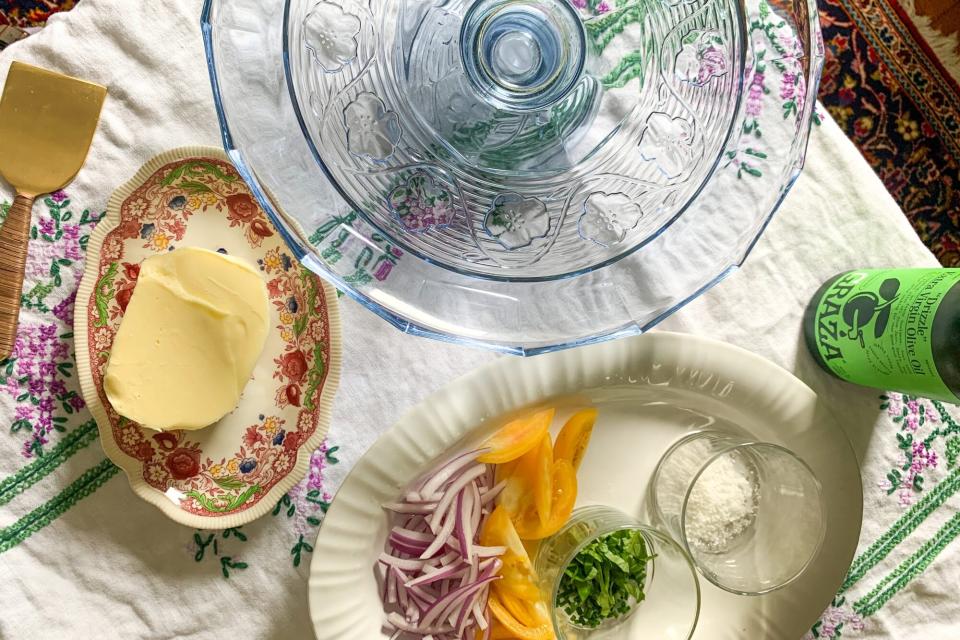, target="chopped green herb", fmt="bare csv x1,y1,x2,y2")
556,529,654,628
